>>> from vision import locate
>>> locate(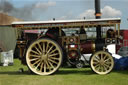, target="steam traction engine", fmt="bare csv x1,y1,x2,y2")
12,18,121,75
